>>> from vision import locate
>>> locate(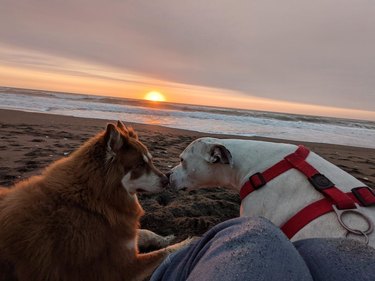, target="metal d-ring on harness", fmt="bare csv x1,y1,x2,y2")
332,203,374,245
